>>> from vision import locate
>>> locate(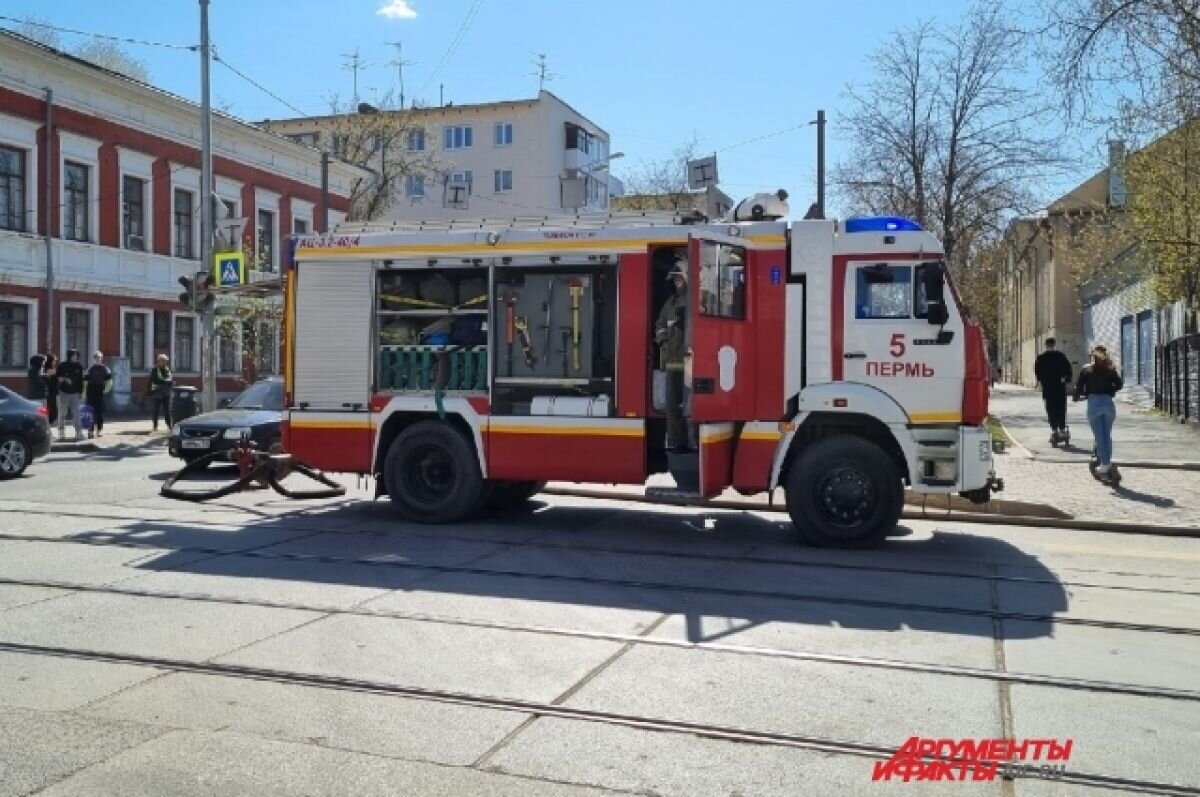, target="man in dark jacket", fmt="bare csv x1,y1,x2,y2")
655,257,691,452
148,354,174,431
1034,337,1073,441
55,349,85,441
